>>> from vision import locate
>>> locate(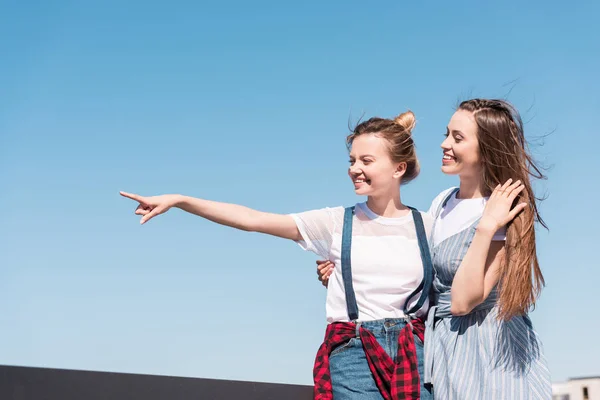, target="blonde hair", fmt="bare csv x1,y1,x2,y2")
346,110,419,183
